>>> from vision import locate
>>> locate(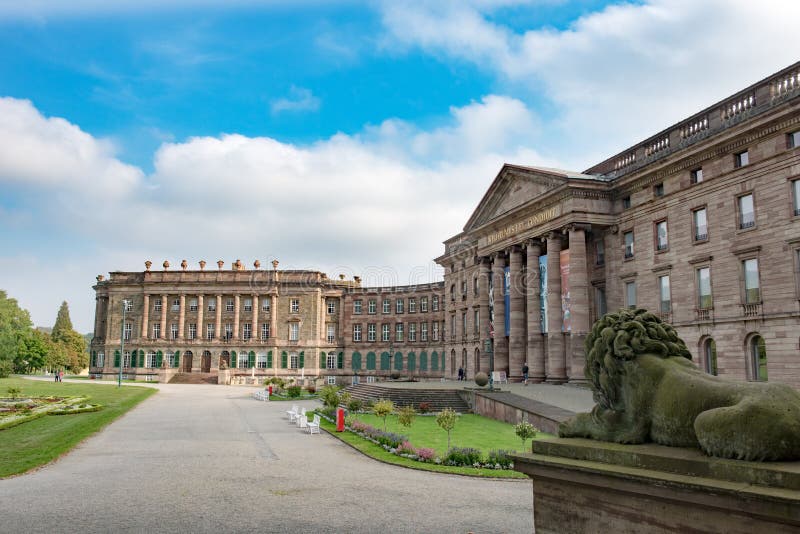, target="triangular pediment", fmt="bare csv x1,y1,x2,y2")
464,164,571,231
